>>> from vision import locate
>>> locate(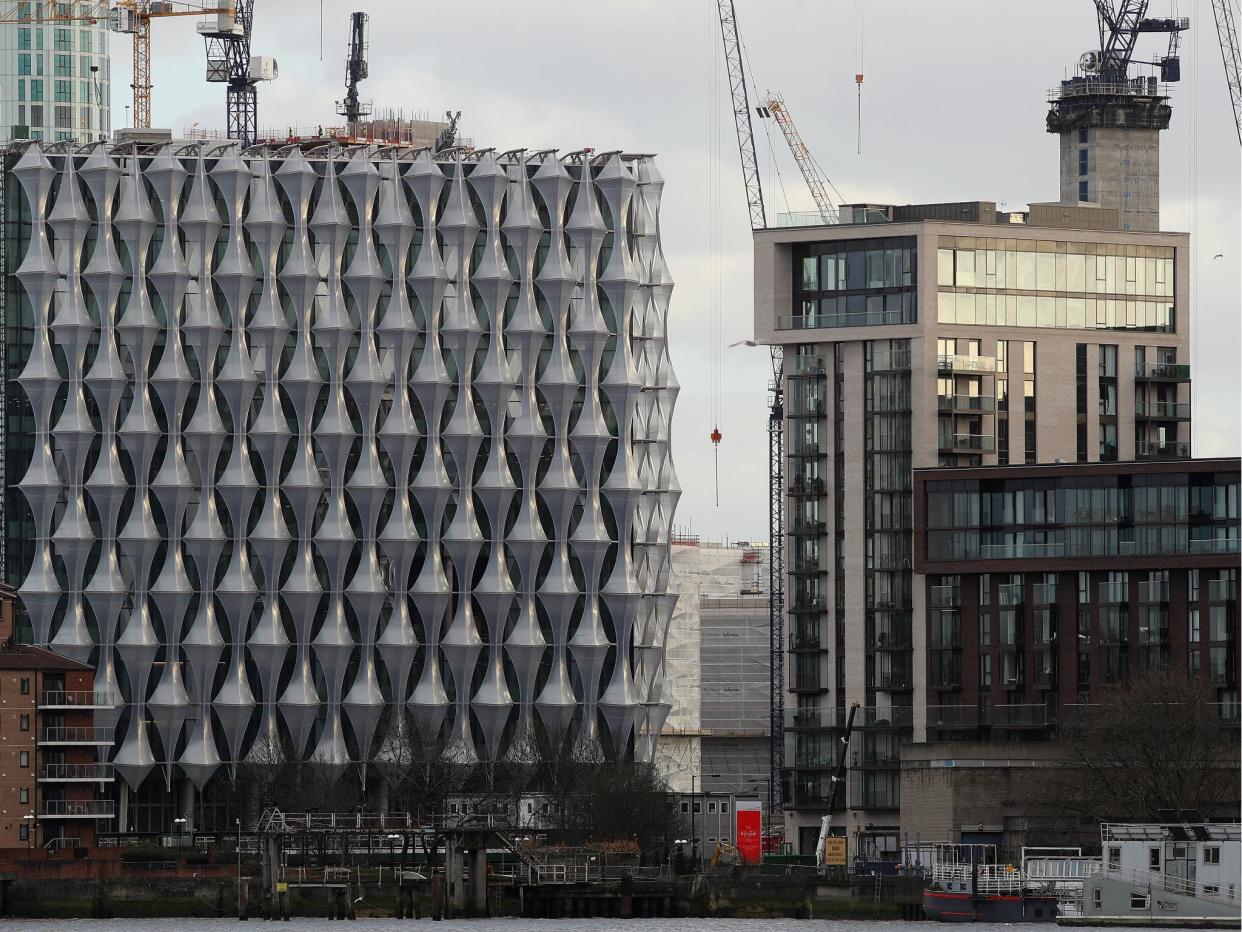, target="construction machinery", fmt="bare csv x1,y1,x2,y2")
111,1,235,130
814,702,859,870
335,11,371,136
757,91,838,225
200,0,271,146
1212,0,1242,144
